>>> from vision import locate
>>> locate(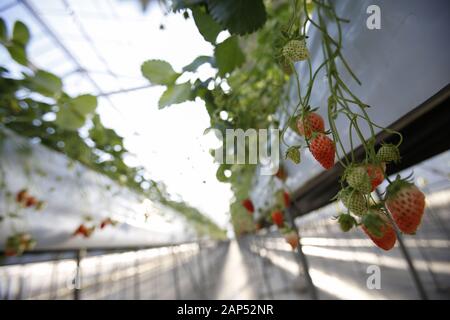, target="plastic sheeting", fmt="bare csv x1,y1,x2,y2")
0,129,197,250
251,0,450,213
